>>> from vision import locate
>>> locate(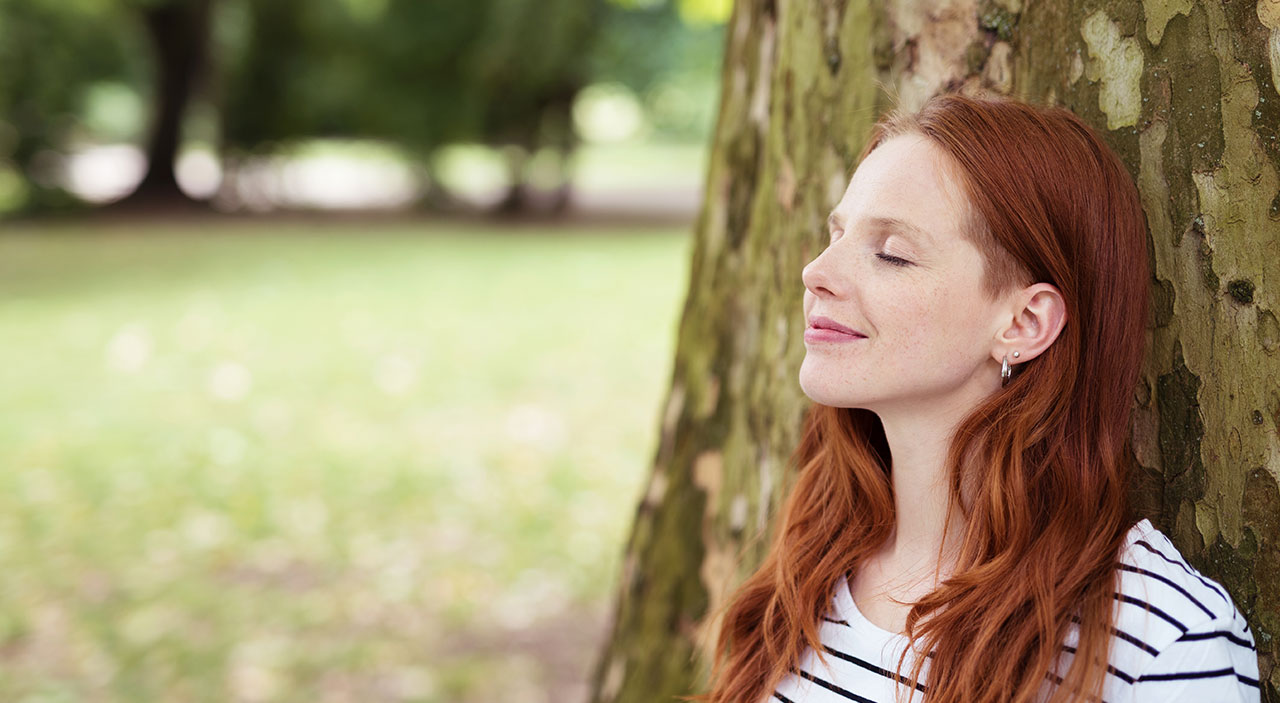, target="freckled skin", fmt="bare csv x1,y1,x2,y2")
799,135,1008,414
